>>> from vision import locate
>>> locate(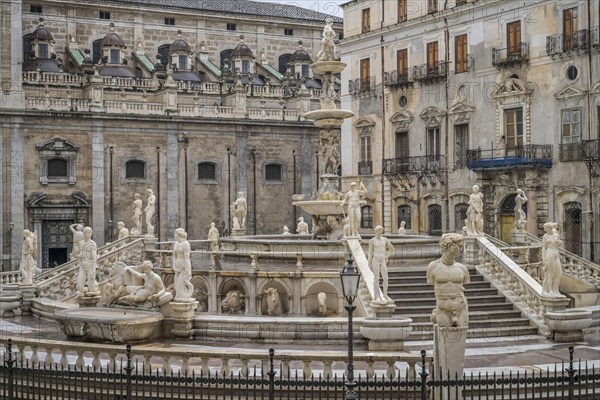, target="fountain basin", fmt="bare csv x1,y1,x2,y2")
55,308,163,343
303,110,354,127
310,61,347,75
293,199,344,216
